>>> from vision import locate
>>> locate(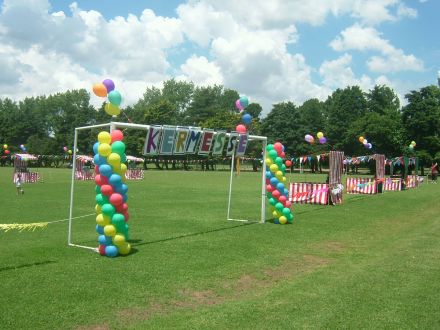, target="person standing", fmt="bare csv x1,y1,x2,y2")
15,173,24,195
431,162,438,183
